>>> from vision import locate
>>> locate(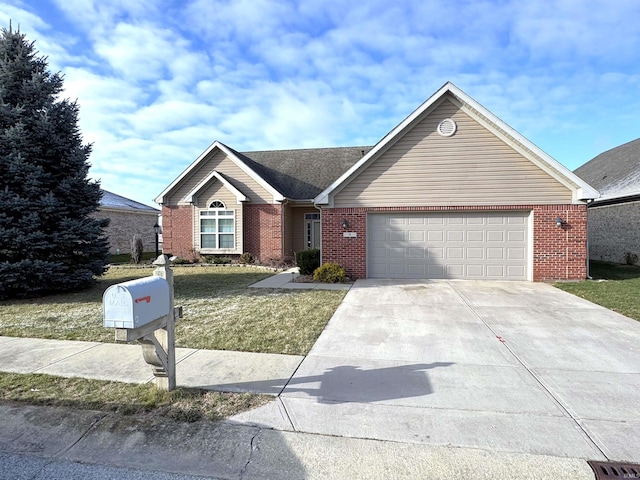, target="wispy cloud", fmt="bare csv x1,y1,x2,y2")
1,0,639,205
